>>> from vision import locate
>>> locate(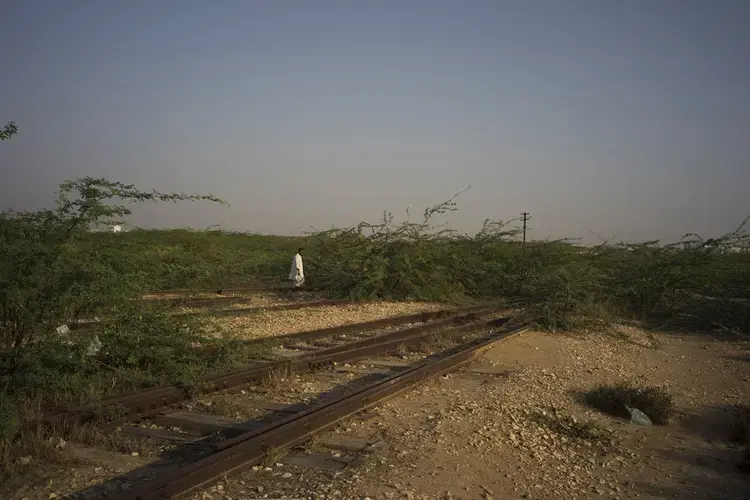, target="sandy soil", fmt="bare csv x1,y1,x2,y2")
193,326,750,500
202,301,445,340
